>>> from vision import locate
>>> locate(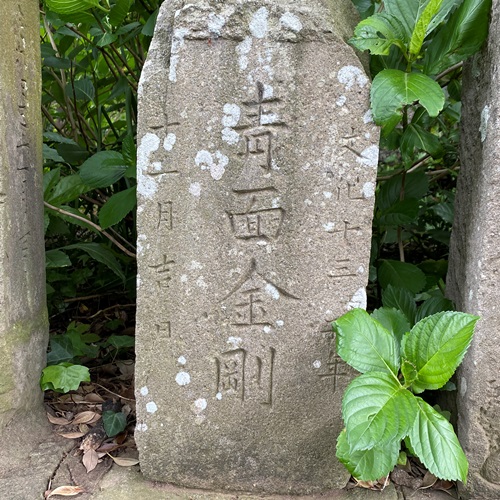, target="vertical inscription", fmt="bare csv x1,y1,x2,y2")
333,221,361,240
146,121,181,176
149,254,175,290
155,320,171,338
158,201,173,230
